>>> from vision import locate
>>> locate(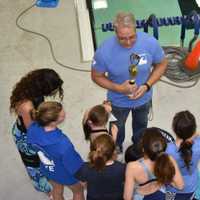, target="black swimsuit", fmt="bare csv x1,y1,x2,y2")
90,129,109,134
